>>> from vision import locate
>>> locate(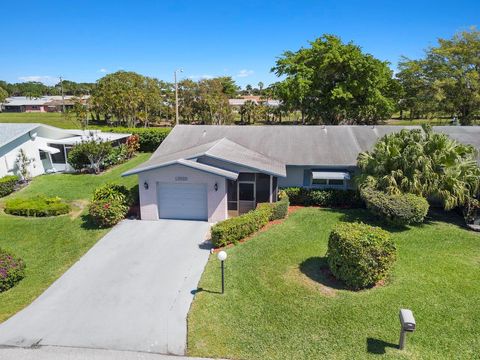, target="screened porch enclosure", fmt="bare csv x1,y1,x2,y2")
227,172,278,217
